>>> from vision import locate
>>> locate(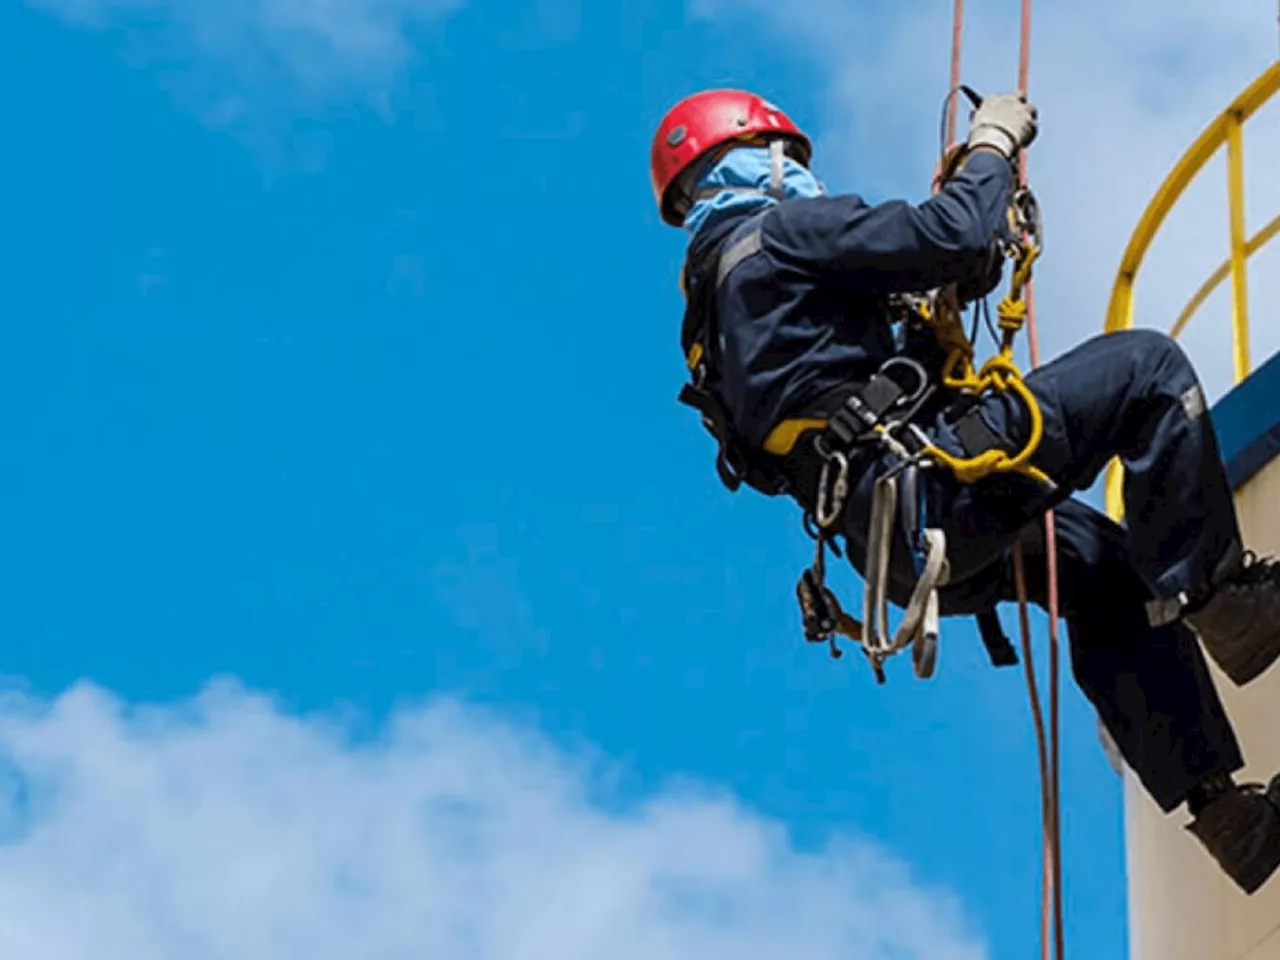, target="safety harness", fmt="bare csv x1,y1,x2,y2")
677,153,1051,684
